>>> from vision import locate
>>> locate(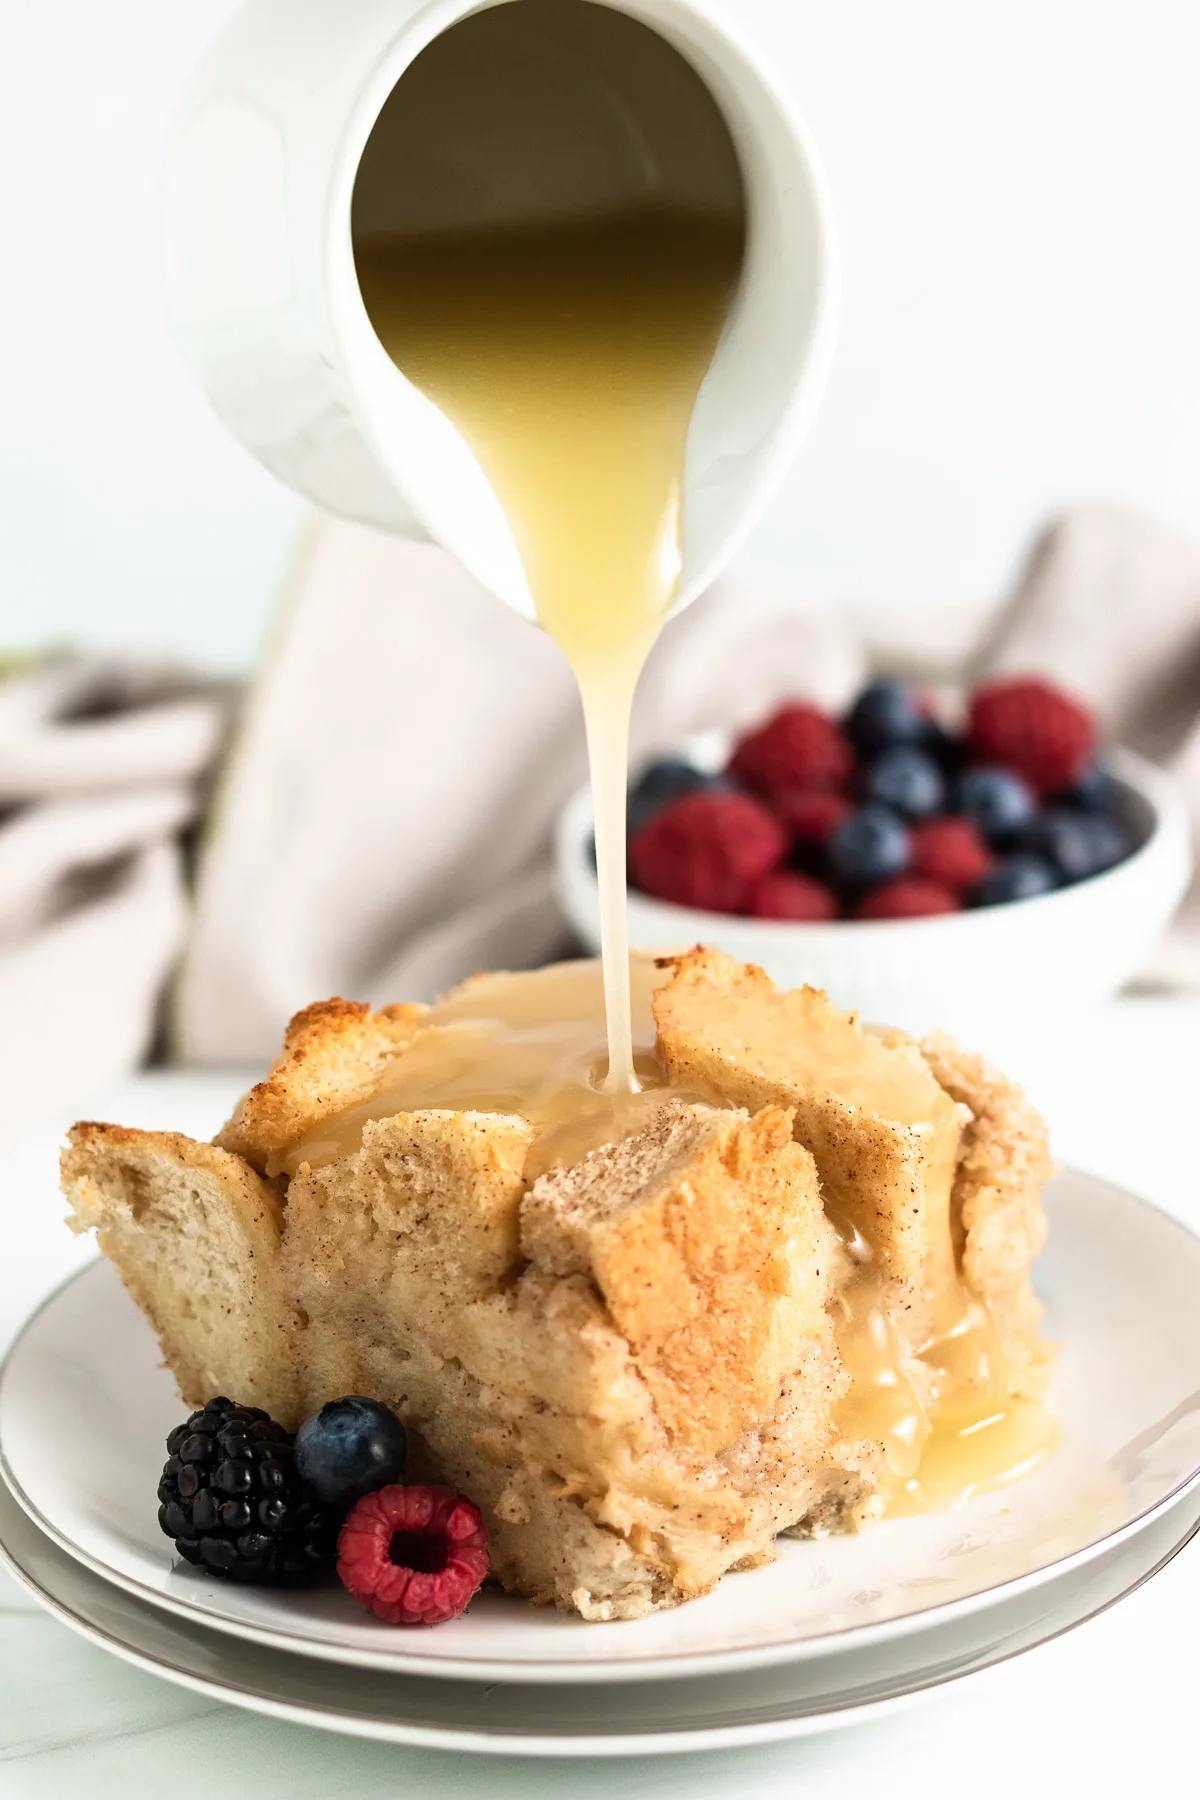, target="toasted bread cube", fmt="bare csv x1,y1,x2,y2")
61,1125,301,1424
920,1031,1055,1397
524,1102,842,1456
215,997,426,1173
281,1108,532,1393
652,950,964,1298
